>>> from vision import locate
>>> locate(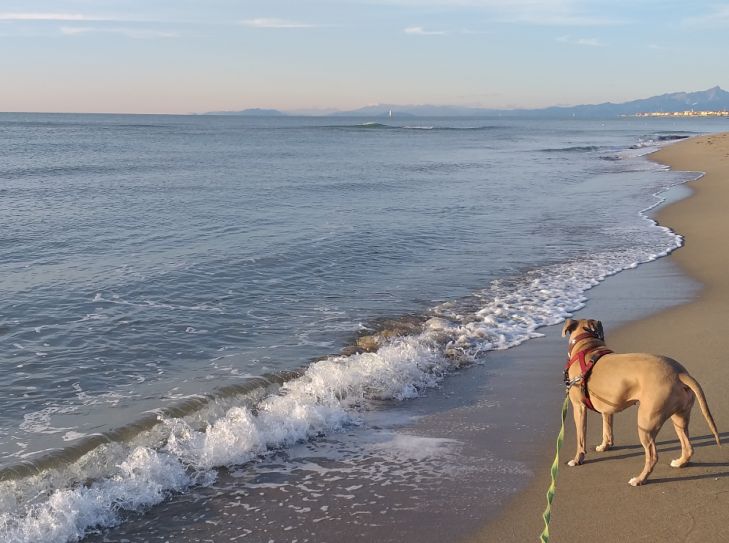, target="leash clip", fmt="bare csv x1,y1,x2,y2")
564,374,583,391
